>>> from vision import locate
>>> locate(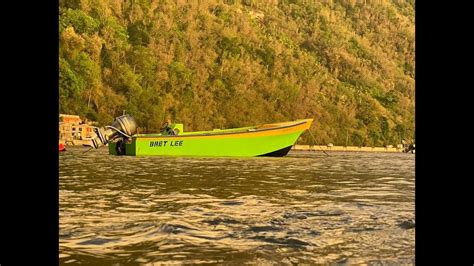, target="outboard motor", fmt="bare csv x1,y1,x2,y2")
89,114,138,149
